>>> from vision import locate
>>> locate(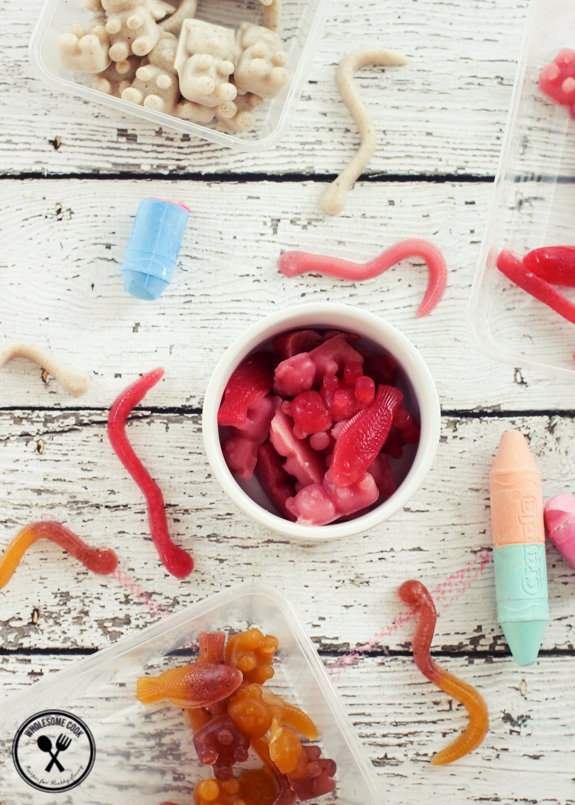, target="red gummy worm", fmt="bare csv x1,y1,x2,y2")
398,579,489,765
0,522,118,589
278,239,447,317
496,249,575,326
523,246,575,287
107,368,193,578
